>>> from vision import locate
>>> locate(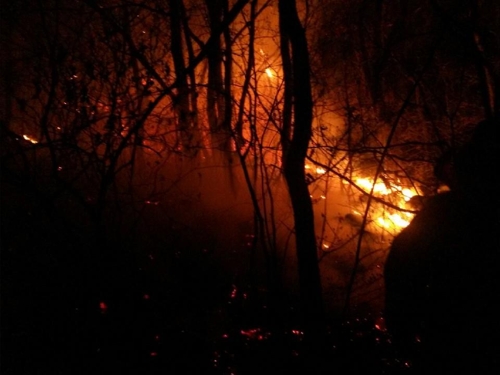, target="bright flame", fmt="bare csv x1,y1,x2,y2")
316,167,326,175
356,178,391,195
23,134,38,144
355,177,418,201
401,188,415,202
354,177,418,233
305,164,418,233
304,164,327,175
265,68,275,78
377,214,411,229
